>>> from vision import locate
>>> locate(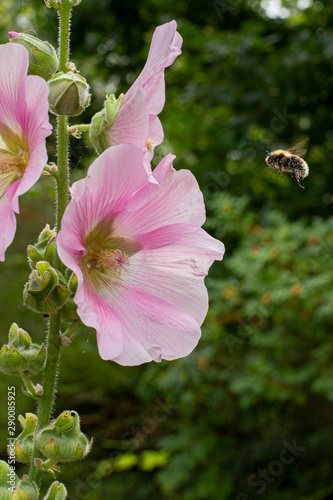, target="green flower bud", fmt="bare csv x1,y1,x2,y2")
14,480,39,500
0,460,20,500
48,71,90,116
23,262,71,315
44,0,61,9
9,414,38,464
89,93,124,153
27,224,57,269
10,489,29,500
36,411,93,463
9,32,58,80
42,481,67,500
0,324,46,376
68,272,78,293
60,297,79,323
